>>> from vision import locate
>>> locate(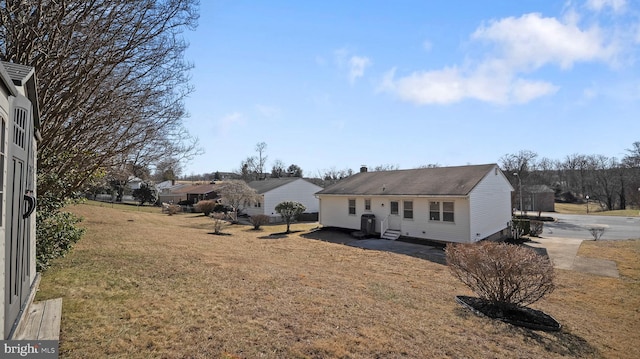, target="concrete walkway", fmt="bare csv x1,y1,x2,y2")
525,236,619,278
